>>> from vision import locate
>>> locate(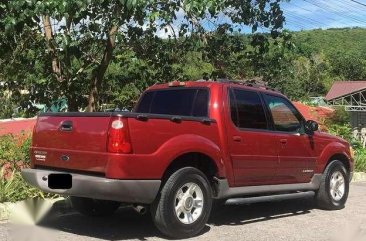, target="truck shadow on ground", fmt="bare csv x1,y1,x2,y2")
39,198,315,240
